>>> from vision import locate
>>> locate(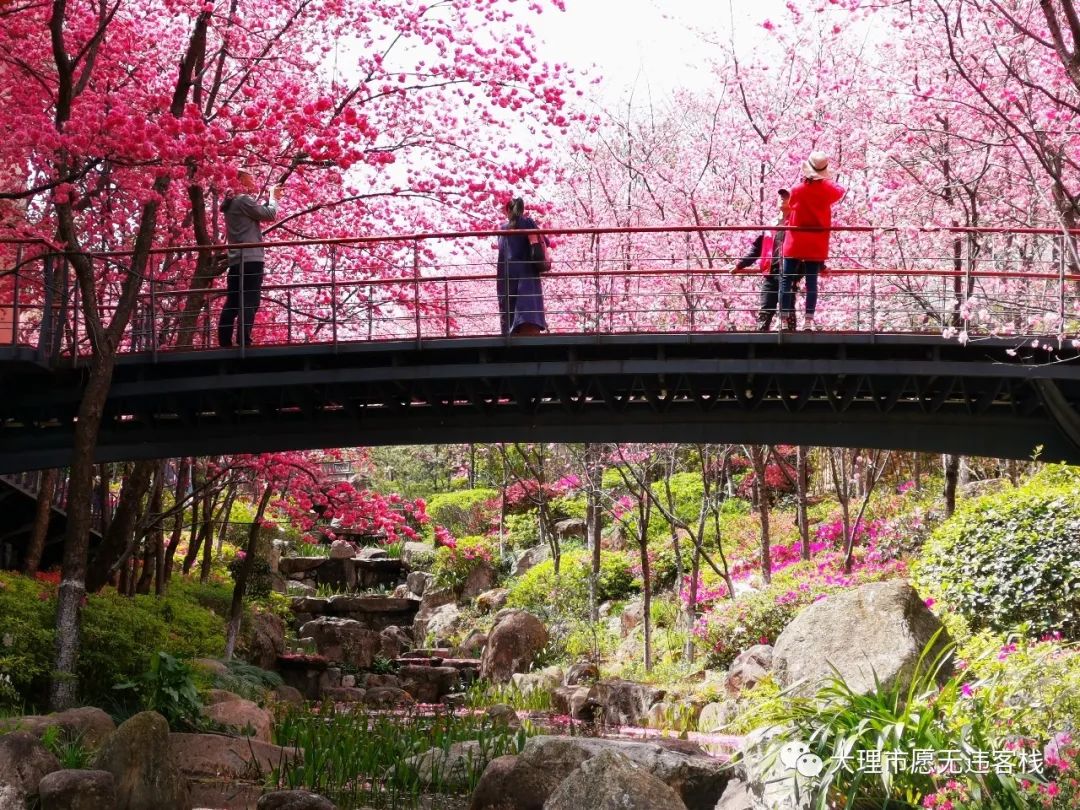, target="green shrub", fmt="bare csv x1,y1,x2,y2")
506,549,638,620
427,489,498,538
209,659,284,704
914,465,1080,639
550,494,587,522
227,554,273,599
504,511,539,550
0,572,56,702
0,572,226,707
432,536,496,591
80,587,225,703
114,651,203,729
